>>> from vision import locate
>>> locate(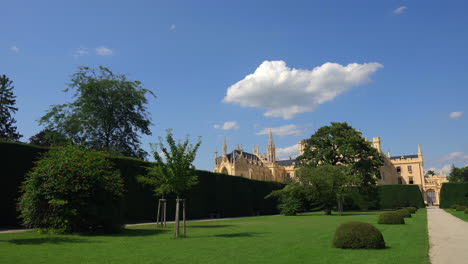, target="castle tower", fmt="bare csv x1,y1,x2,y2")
372,137,381,153
418,144,422,157
222,137,227,157
267,129,276,163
